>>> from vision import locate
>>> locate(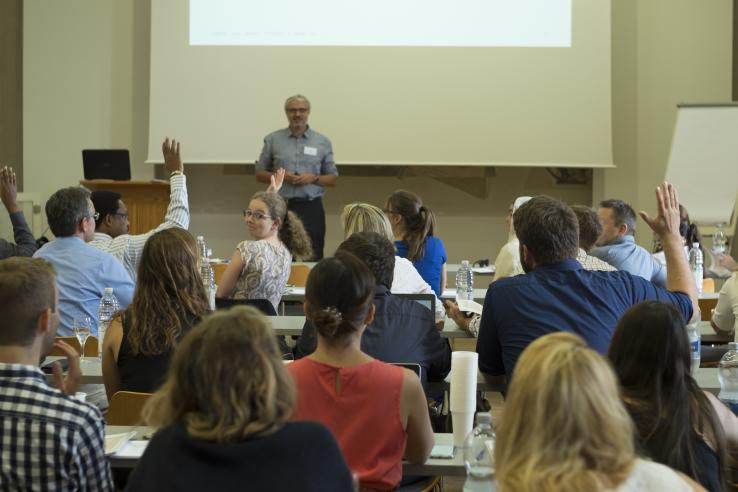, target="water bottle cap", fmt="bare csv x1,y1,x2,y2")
475,412,492,425
197,235,204,241
461,260,469,267
692,242,699,248
103,287,113,294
